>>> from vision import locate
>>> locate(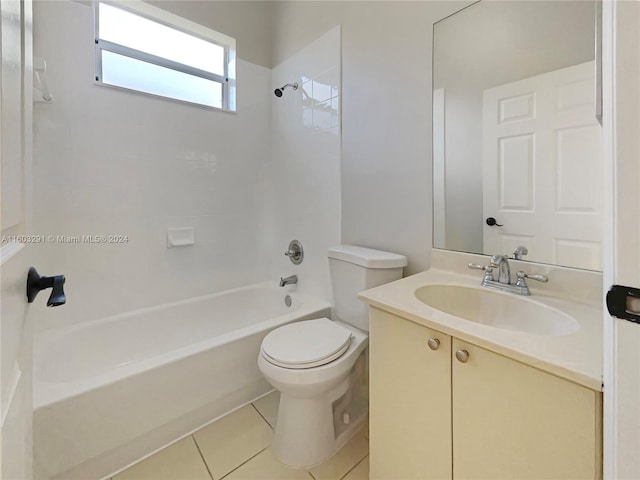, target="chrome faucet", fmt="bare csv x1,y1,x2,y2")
490,254,511,285
279,275,298,287
468,254,548,295
511,245,528,260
